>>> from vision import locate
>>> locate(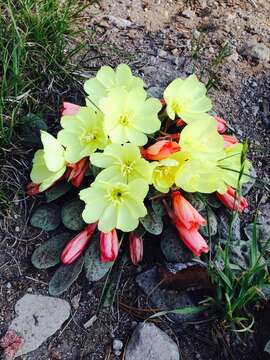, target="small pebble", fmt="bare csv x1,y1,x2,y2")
114,350,121,356
15,226,20,232
113,339,123,351
6,282,12,289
